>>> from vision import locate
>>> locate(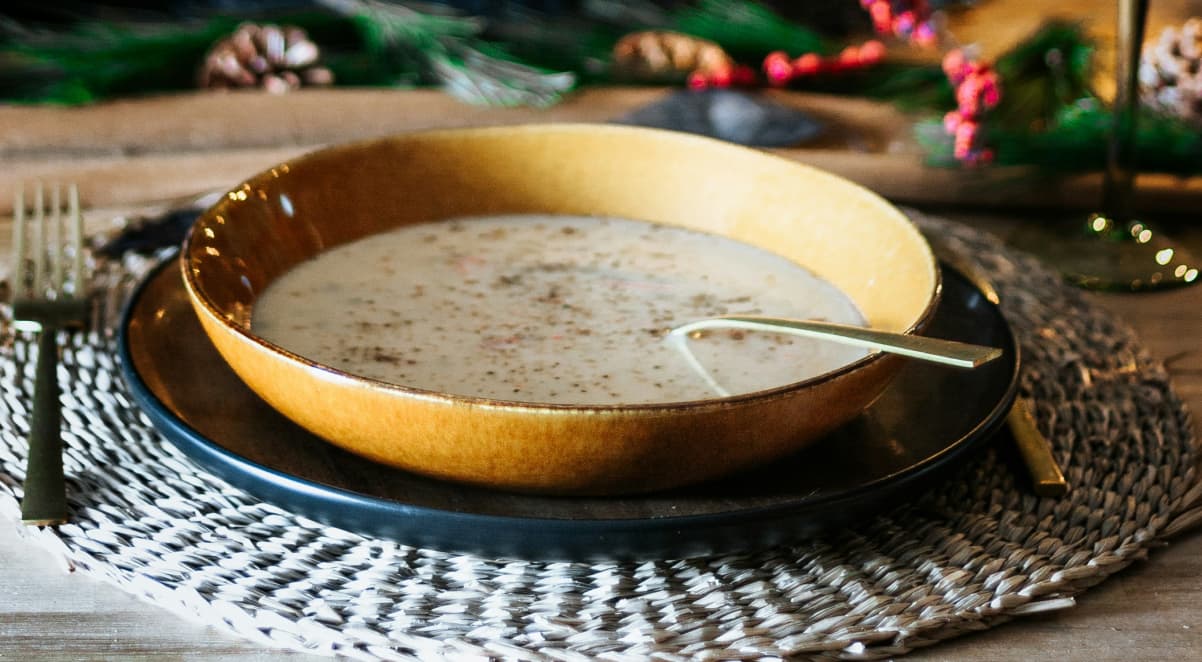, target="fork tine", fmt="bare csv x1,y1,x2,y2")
32,183,45,297
11,183,25,300
69,184,83,298
51,183,65,297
